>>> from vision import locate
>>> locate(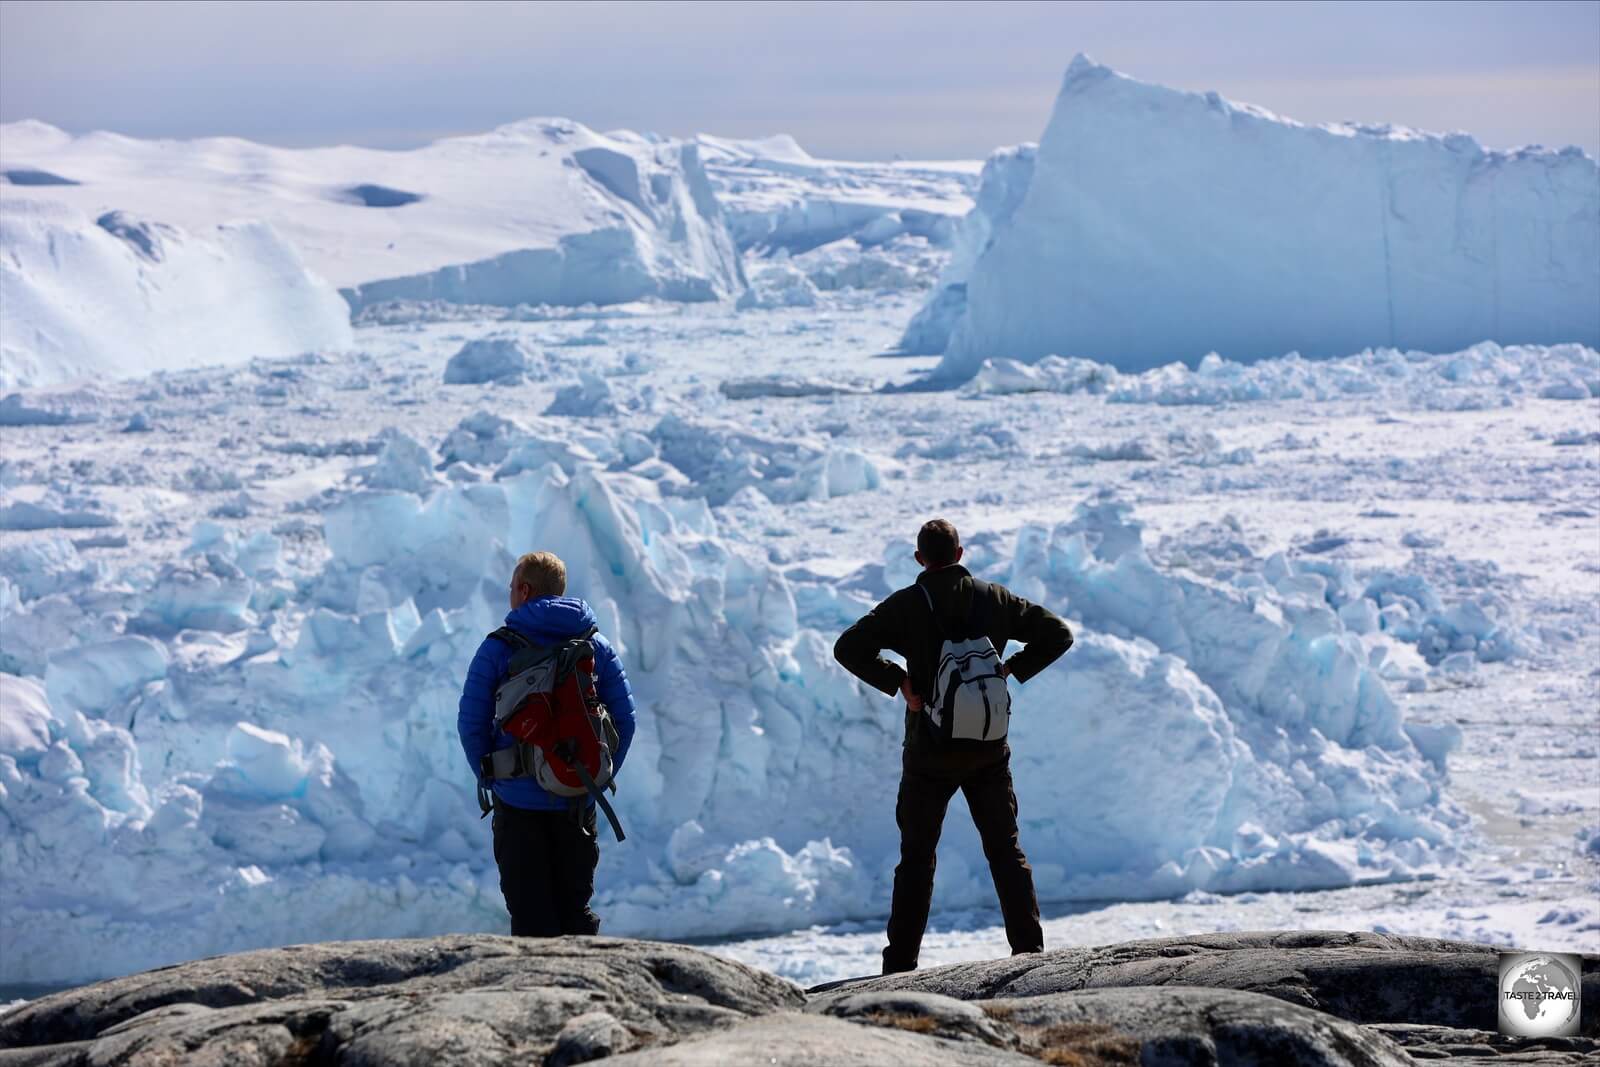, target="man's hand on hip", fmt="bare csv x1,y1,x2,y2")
900,676,924,712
